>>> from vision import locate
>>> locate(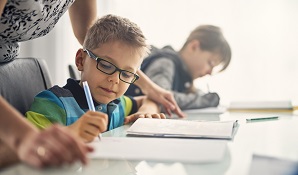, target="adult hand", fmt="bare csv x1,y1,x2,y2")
135,70,186,118
124,112,166,124
146,84,186,118
16,124,94,168
68,111,108,142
